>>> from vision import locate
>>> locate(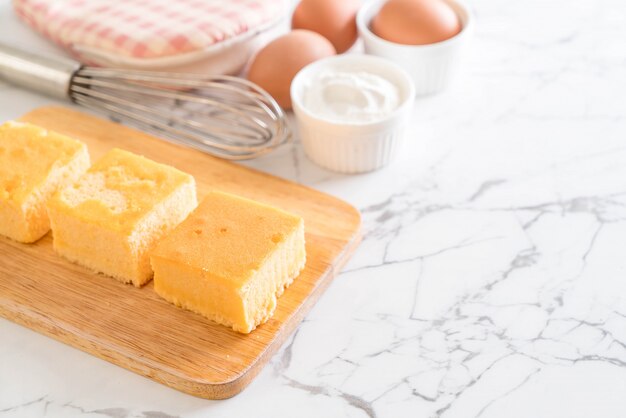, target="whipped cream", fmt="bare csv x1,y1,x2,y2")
303,69,400,123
